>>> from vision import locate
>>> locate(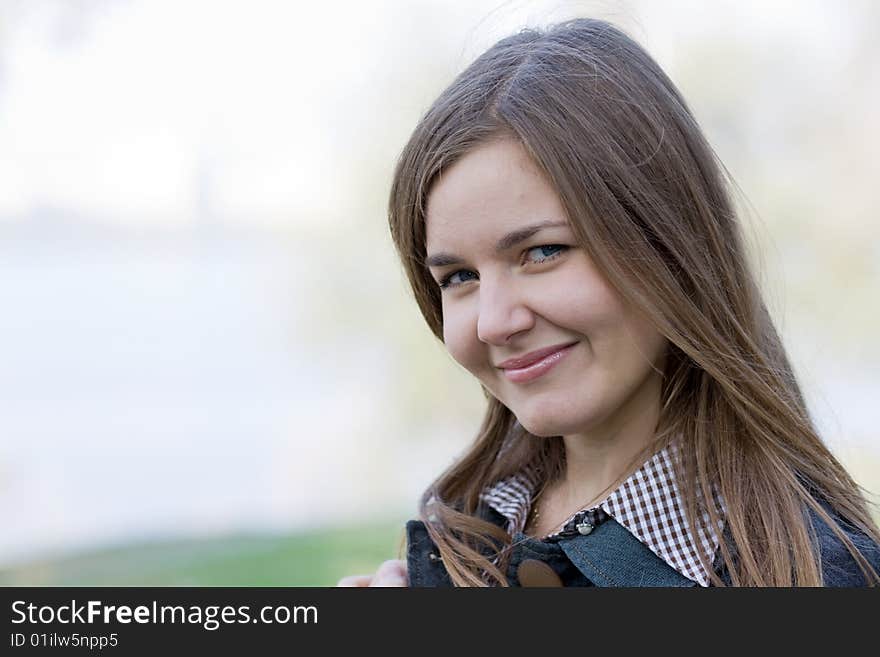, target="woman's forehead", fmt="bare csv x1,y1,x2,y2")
426,140,544,215
425,142,569,251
